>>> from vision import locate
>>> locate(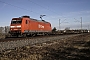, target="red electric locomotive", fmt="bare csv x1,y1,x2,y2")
9,16,52,37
